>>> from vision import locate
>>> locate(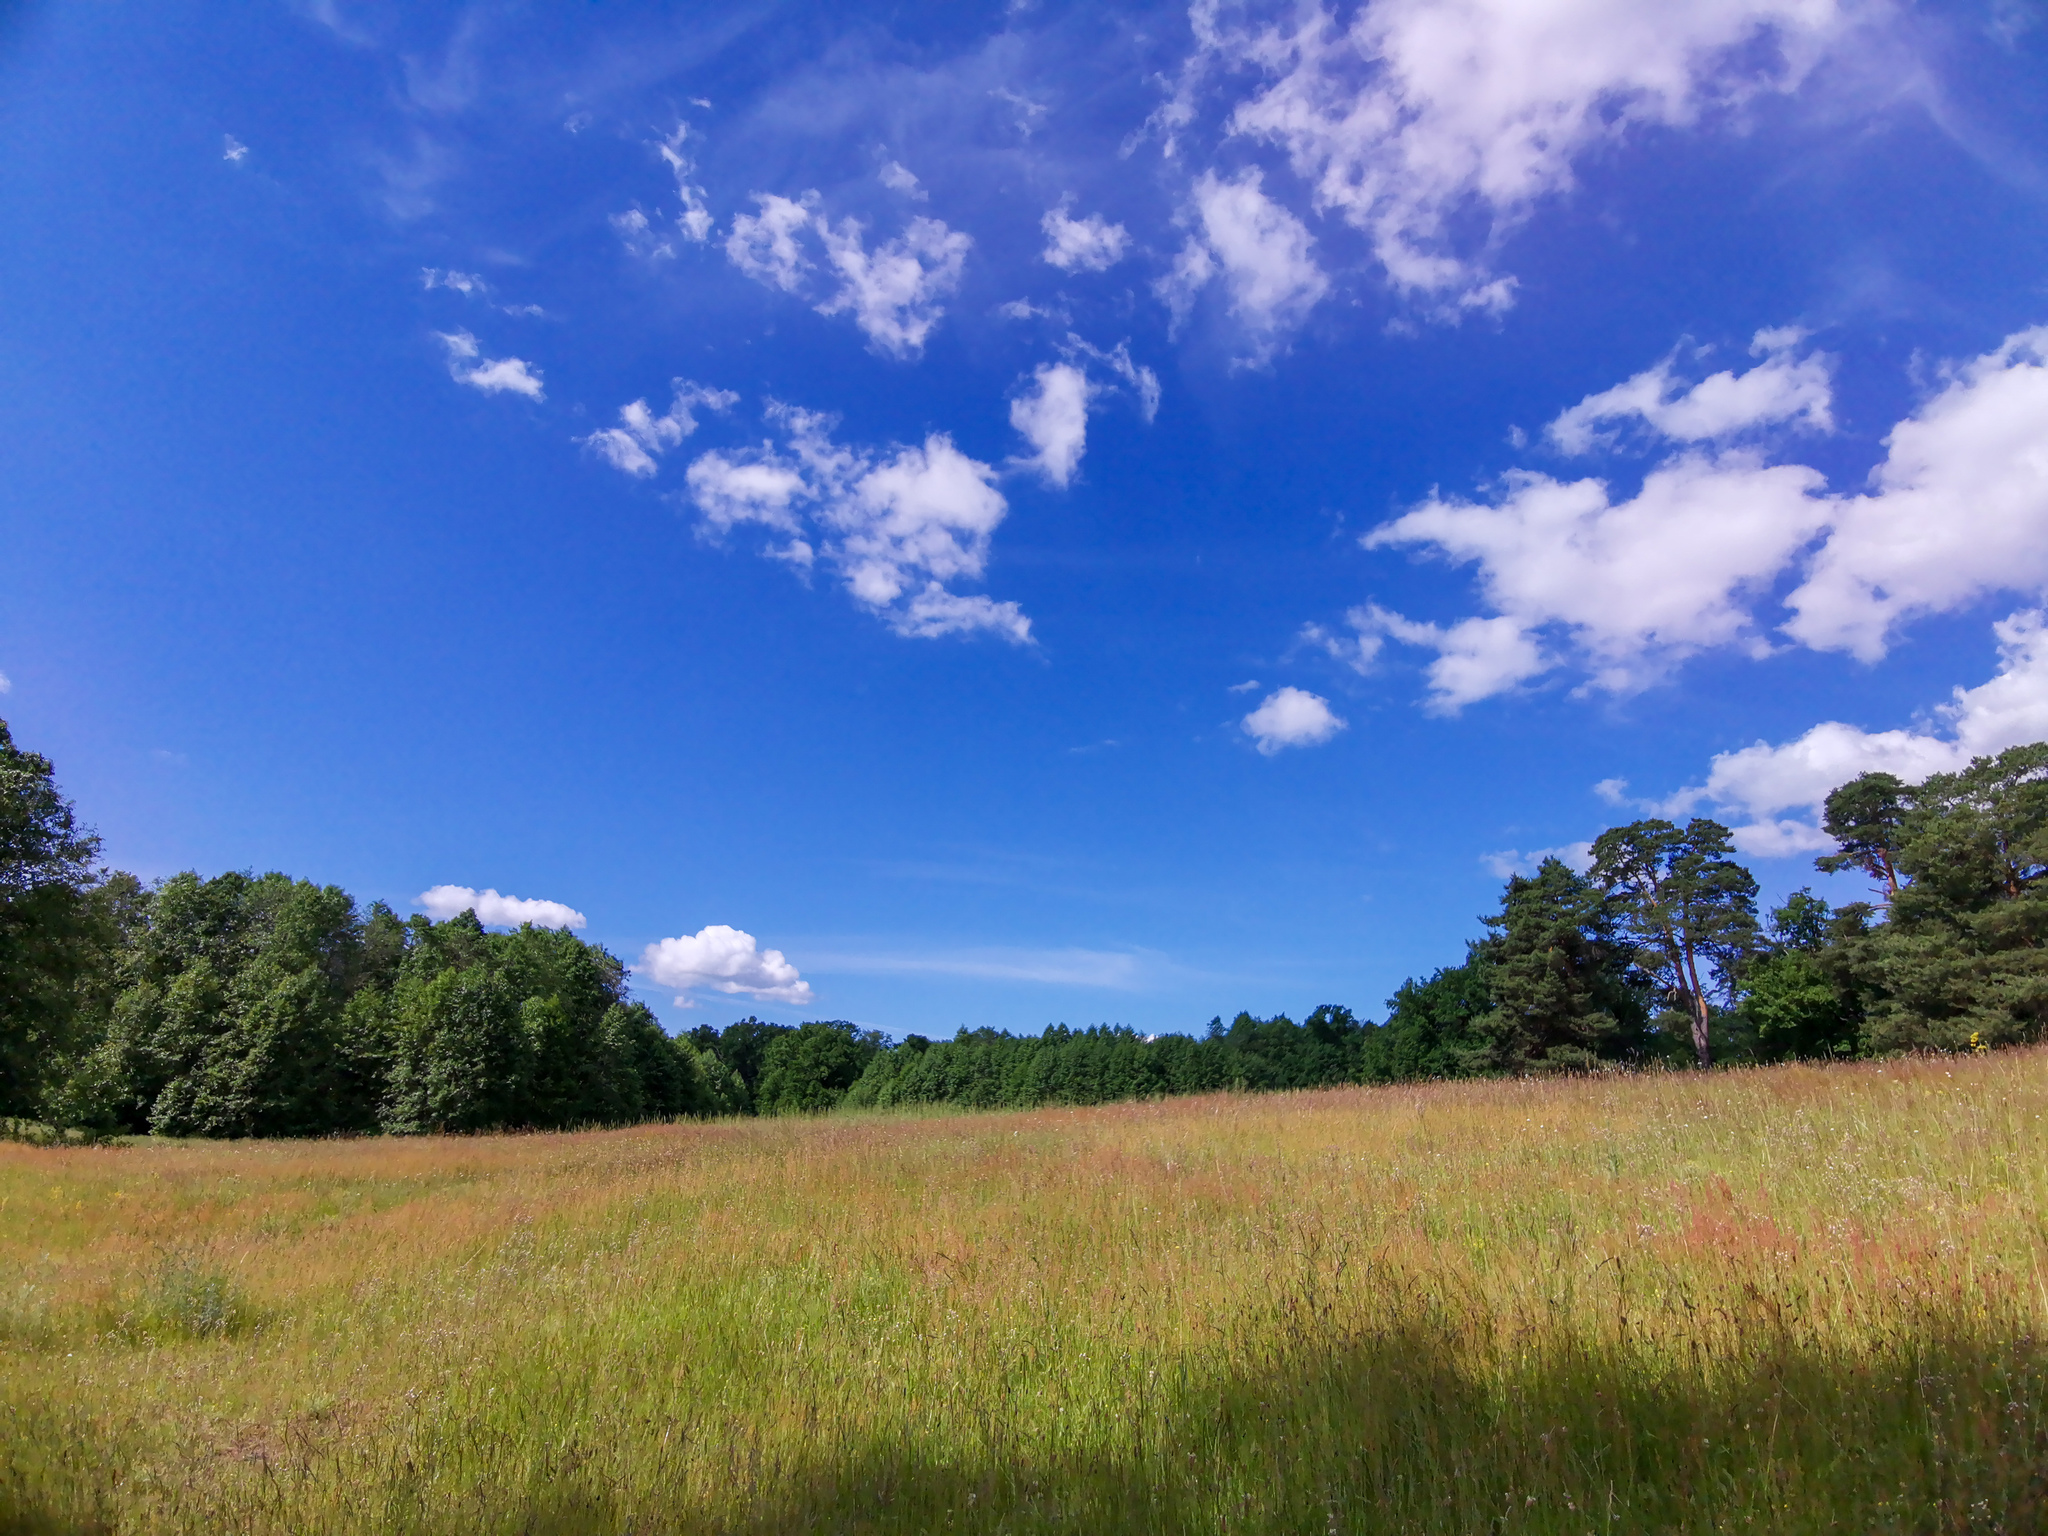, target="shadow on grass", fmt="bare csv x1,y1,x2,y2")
5,1324,2045,1534
732,1323,2048,1536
